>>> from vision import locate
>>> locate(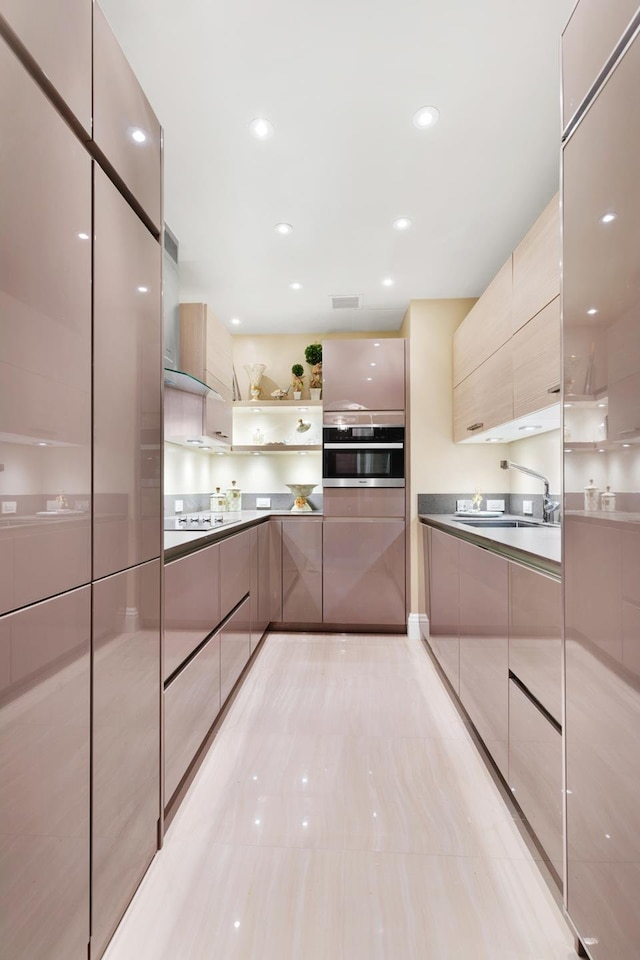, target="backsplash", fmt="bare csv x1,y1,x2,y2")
164,492,323,515
417,492,561,522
